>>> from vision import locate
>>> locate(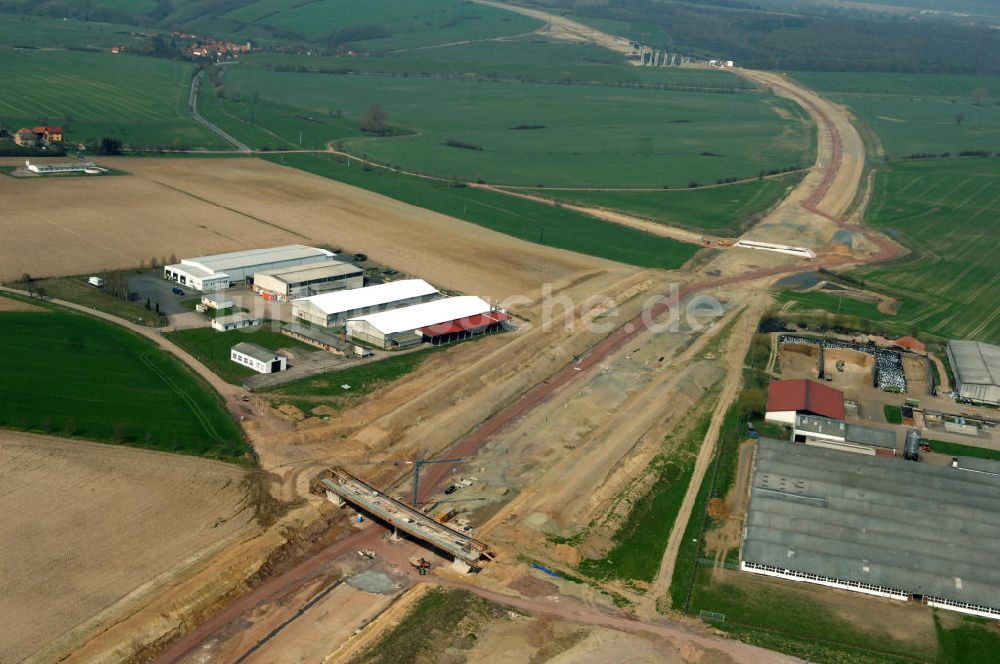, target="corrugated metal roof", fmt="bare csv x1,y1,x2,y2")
183,245,334,273
350,296,493,335
768,379,845,420
954,456,1000,476
294,279,438,315
844,422,897,450
419,311,511,337
949,340,1000,387
744,438,1000,610
795,413,846,437
253,260,360,283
